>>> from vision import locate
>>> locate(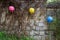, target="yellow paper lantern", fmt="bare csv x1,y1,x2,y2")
29,8,35,14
